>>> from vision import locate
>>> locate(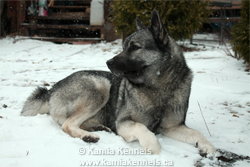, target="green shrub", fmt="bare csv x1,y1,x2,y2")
110,0,211,41
231,0,250,63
